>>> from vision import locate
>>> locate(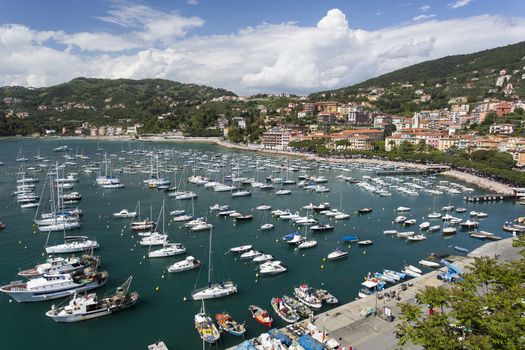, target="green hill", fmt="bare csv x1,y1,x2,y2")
0,78,236,136
310,41,525,114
